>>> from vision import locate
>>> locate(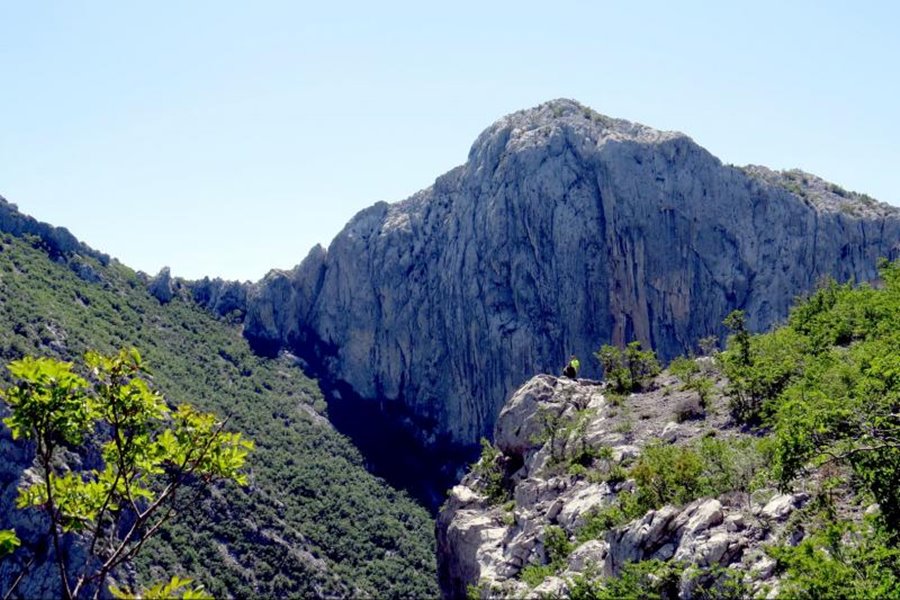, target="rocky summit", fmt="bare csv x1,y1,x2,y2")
240,99,900,459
